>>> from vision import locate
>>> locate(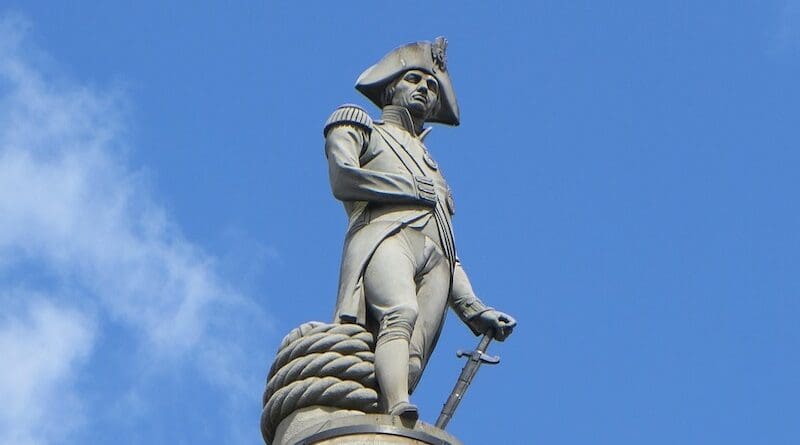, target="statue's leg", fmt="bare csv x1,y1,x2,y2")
408,237,451,393
364,230,419,417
